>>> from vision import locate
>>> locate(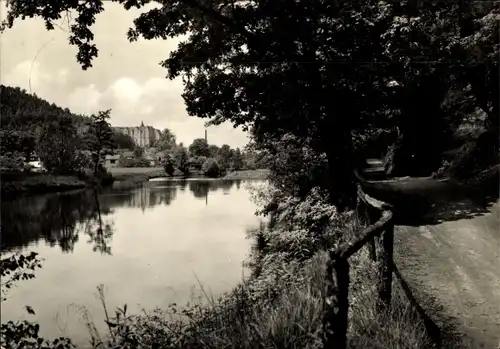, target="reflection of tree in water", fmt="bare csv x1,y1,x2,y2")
2,191,90,252
1,190,115,254
1,180,242,253
149,186,177,207
236,179,242,190
84,190,114,255
189,181,210,199
178,179,188,190
100,186,178,210
188,180,236,201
